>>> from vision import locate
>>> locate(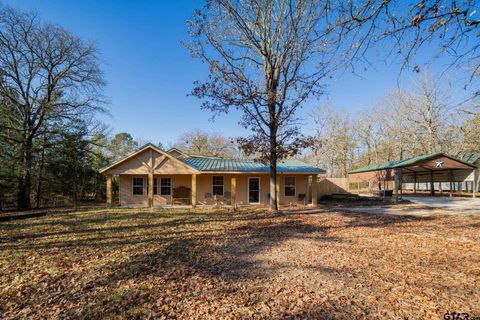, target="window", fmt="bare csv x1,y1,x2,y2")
284,176,296,196
133,177,144,195
160,178,172,195
212,176,224,196
153,178,158,195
